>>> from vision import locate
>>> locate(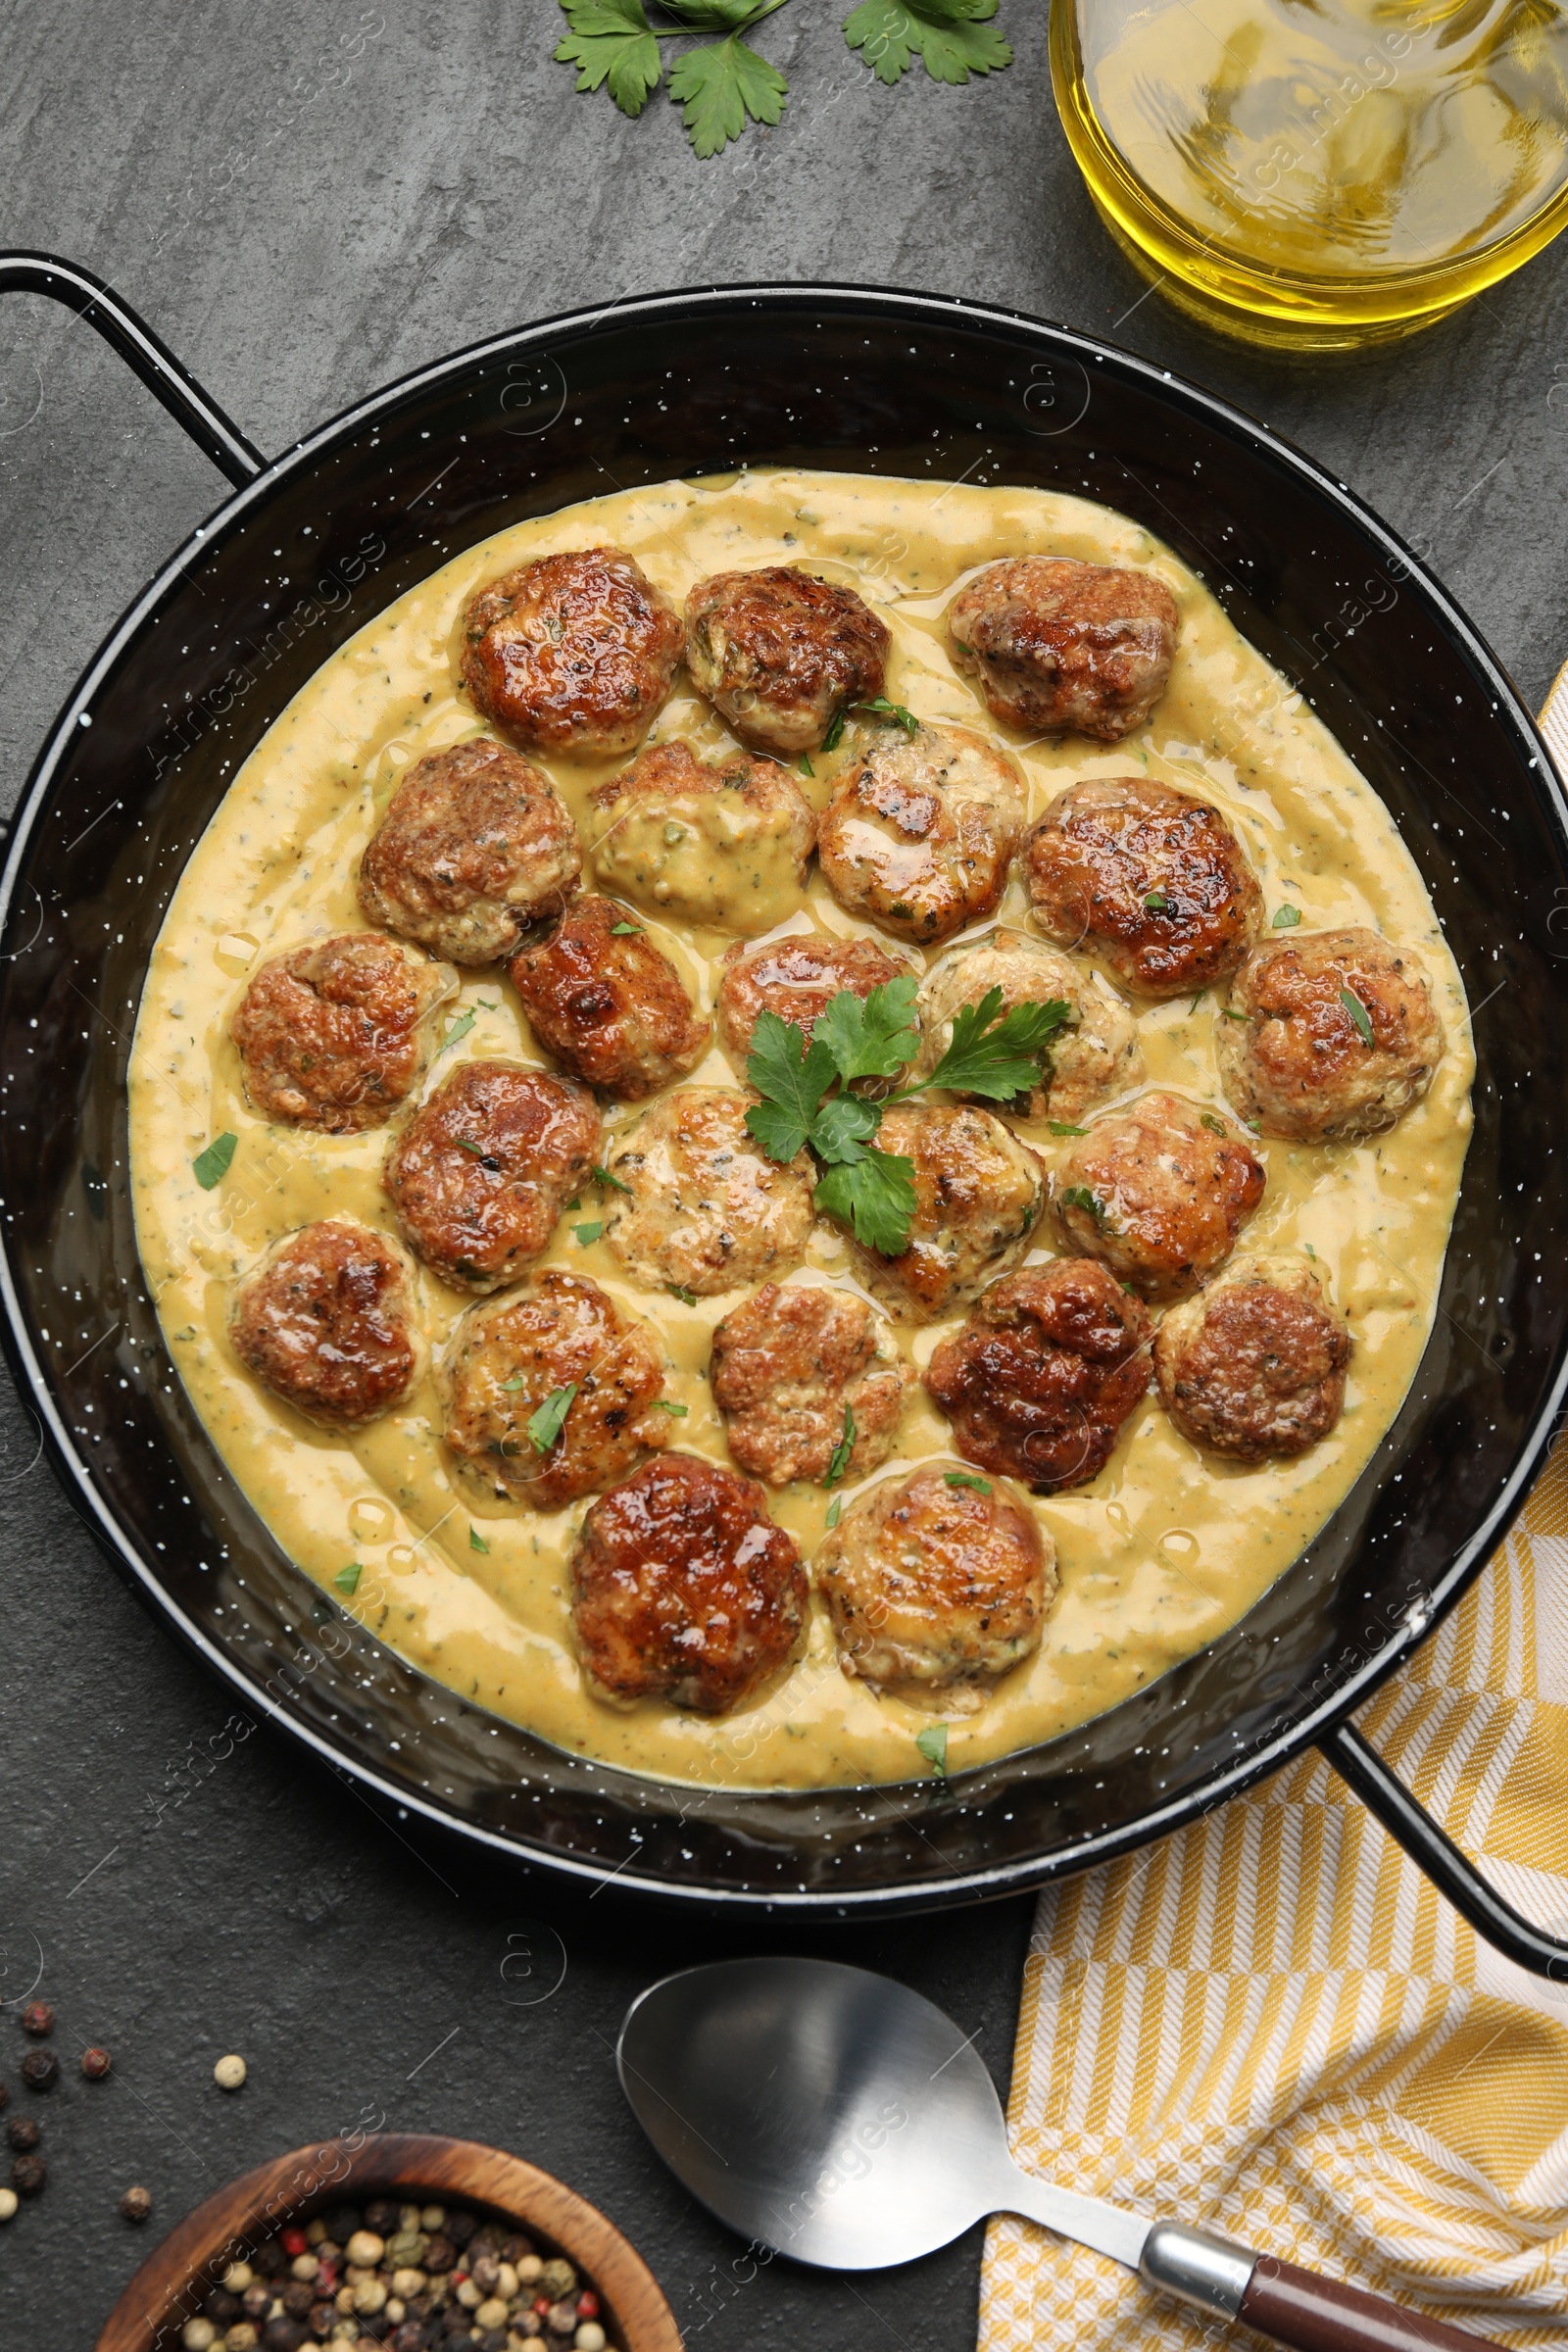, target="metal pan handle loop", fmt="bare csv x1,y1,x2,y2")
0,250,264,486
1320,1720,1568,1981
